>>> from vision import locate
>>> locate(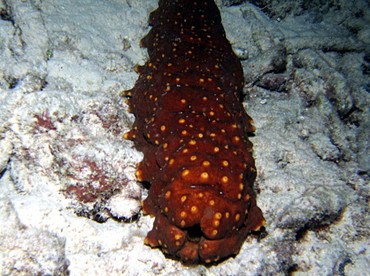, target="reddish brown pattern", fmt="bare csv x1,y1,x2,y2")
33,110,59,134
64,159,123,203
123,0,265,264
